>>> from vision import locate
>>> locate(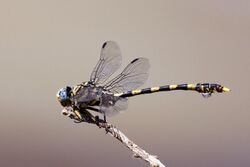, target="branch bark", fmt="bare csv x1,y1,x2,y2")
62,108,166,167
